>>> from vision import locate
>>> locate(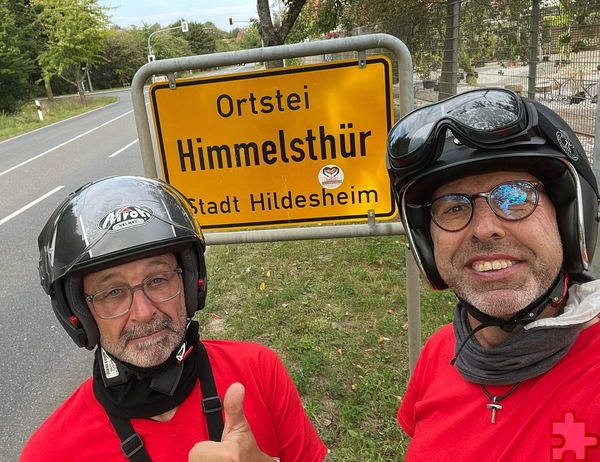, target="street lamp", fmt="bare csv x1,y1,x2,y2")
147,20,189,62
